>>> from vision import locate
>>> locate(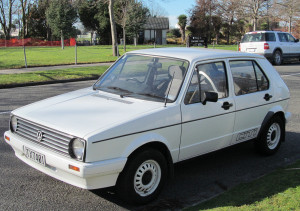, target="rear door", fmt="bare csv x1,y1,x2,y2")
228,59,273,145
179,60,235,161
277,33,290,56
